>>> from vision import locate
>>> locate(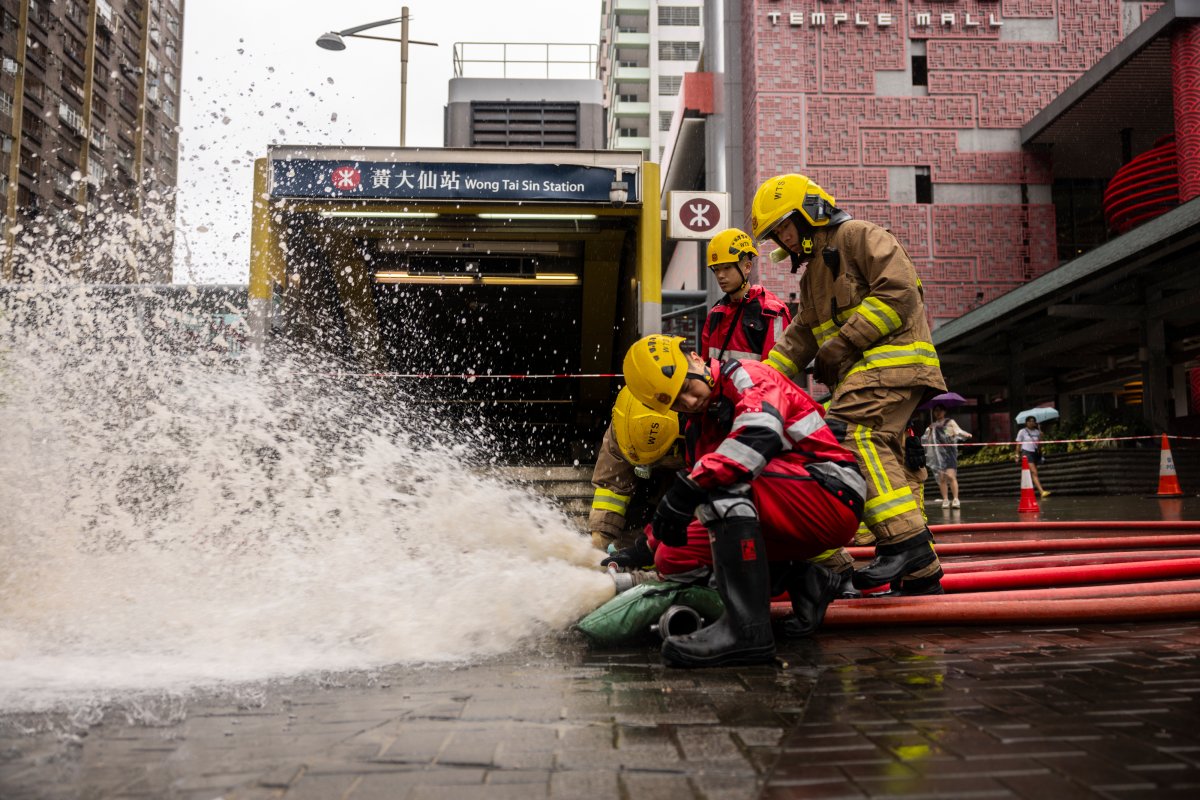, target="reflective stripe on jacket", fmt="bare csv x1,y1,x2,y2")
685,359,863,502
766,219,947,394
